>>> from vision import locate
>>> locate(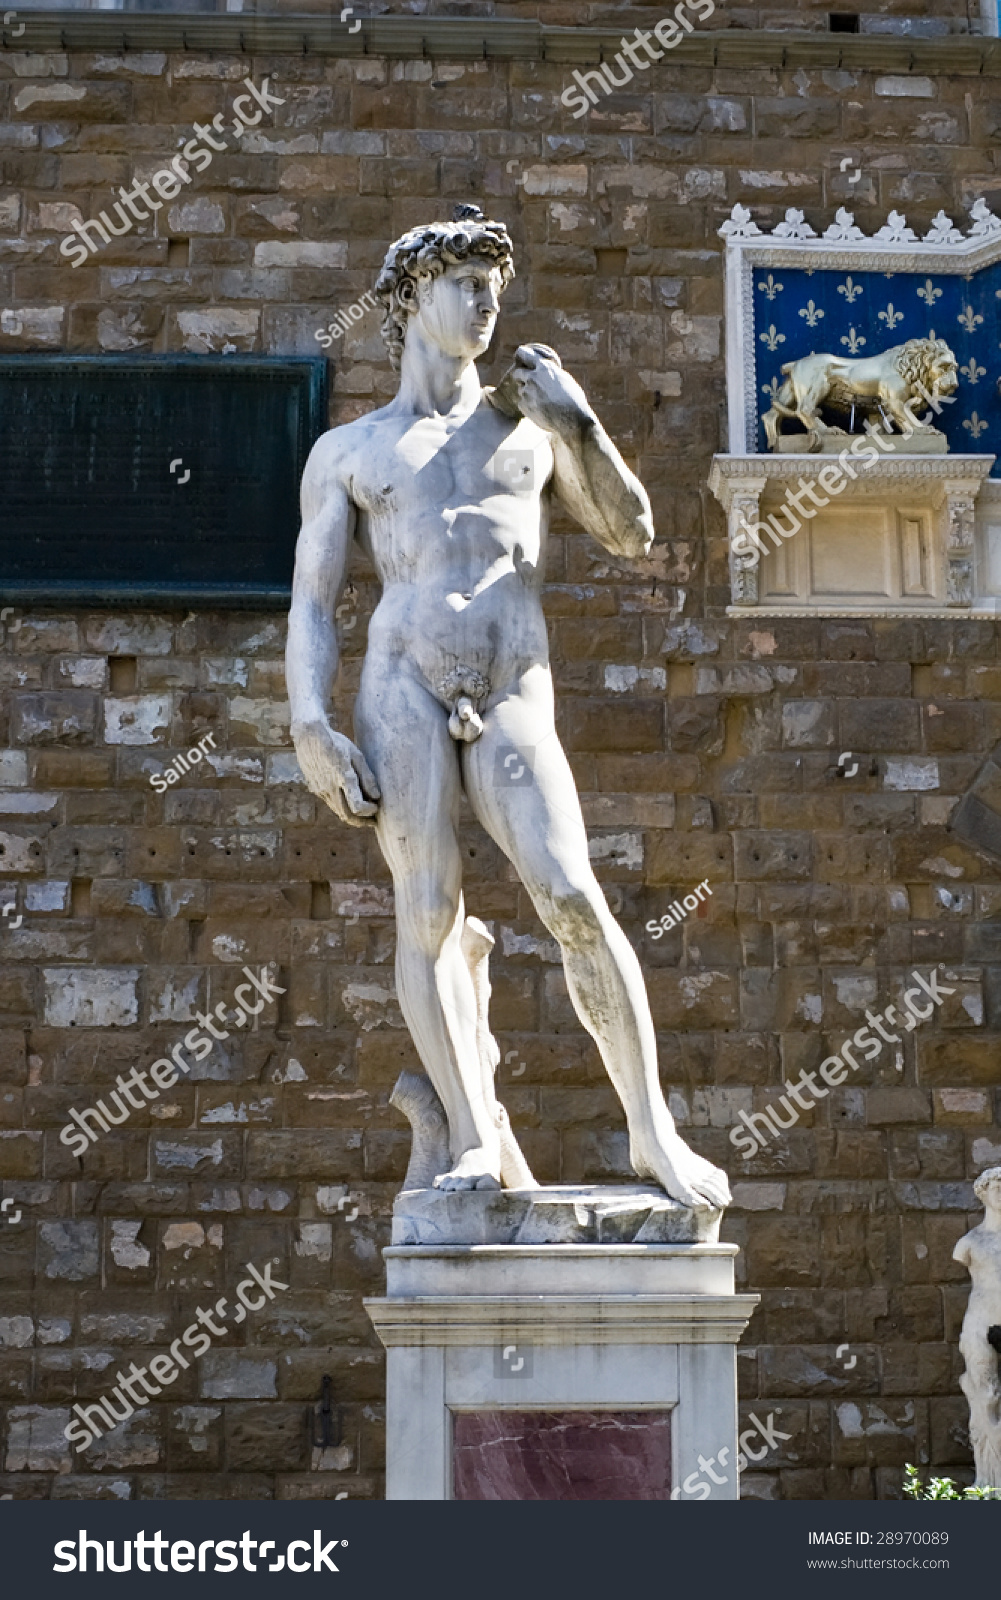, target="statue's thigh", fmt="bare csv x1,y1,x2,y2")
355,666,462,878
463,698,592,896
